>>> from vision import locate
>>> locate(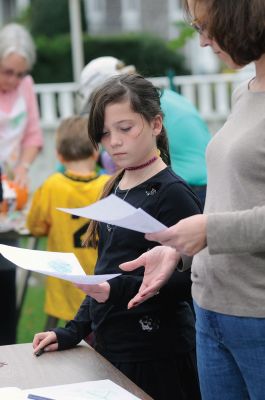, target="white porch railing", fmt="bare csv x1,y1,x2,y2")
35,82,79,129
35,72,253,130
